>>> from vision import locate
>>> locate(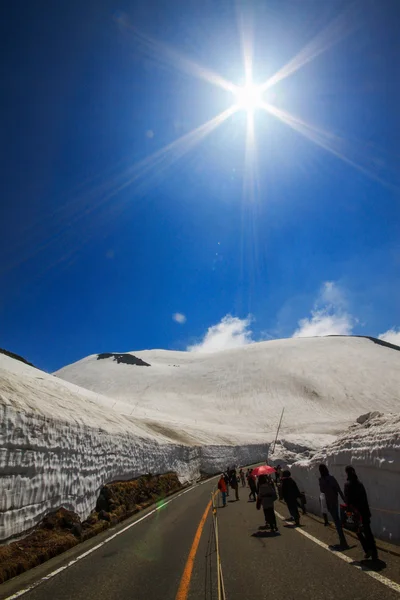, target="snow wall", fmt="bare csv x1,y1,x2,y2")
289,413,400,544
0,405,268,542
